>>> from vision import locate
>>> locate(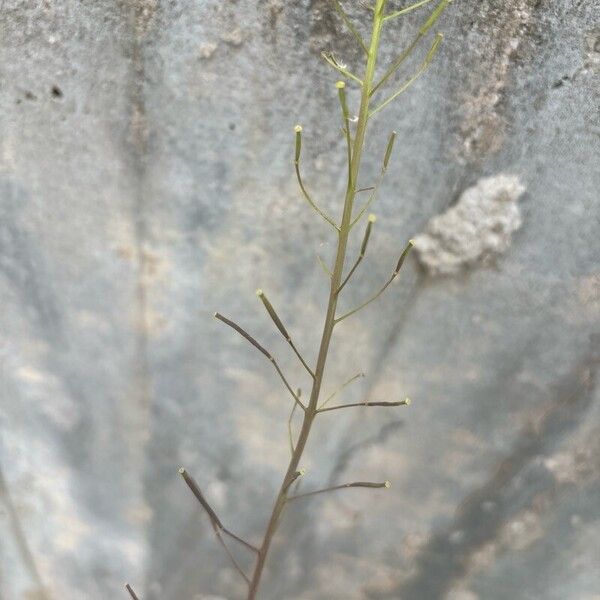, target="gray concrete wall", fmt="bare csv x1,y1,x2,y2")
1,1,599,599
